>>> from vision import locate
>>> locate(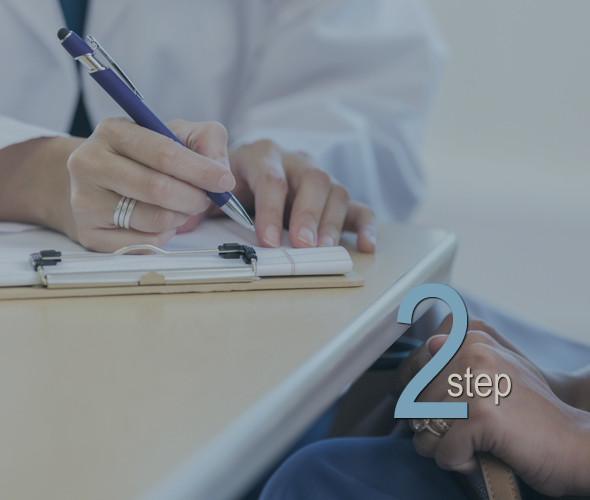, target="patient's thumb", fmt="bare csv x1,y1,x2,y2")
426,334,448,355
